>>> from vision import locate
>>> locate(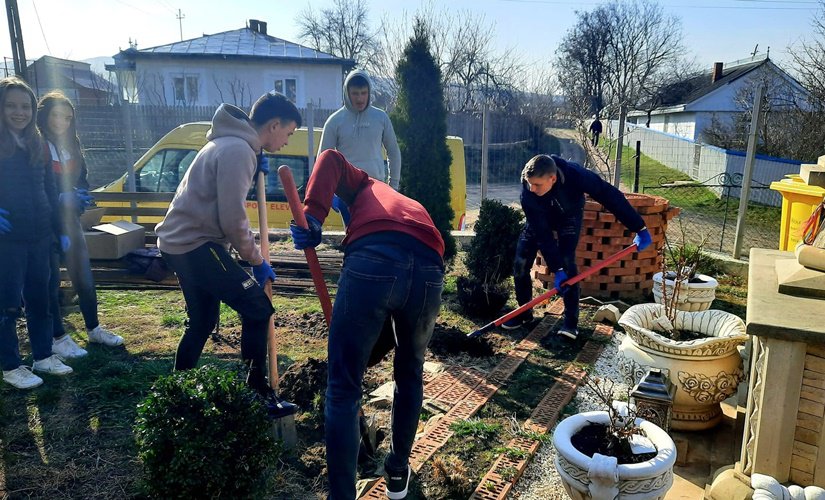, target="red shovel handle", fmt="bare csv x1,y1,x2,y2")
278,165,333,326
467,244,638,338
